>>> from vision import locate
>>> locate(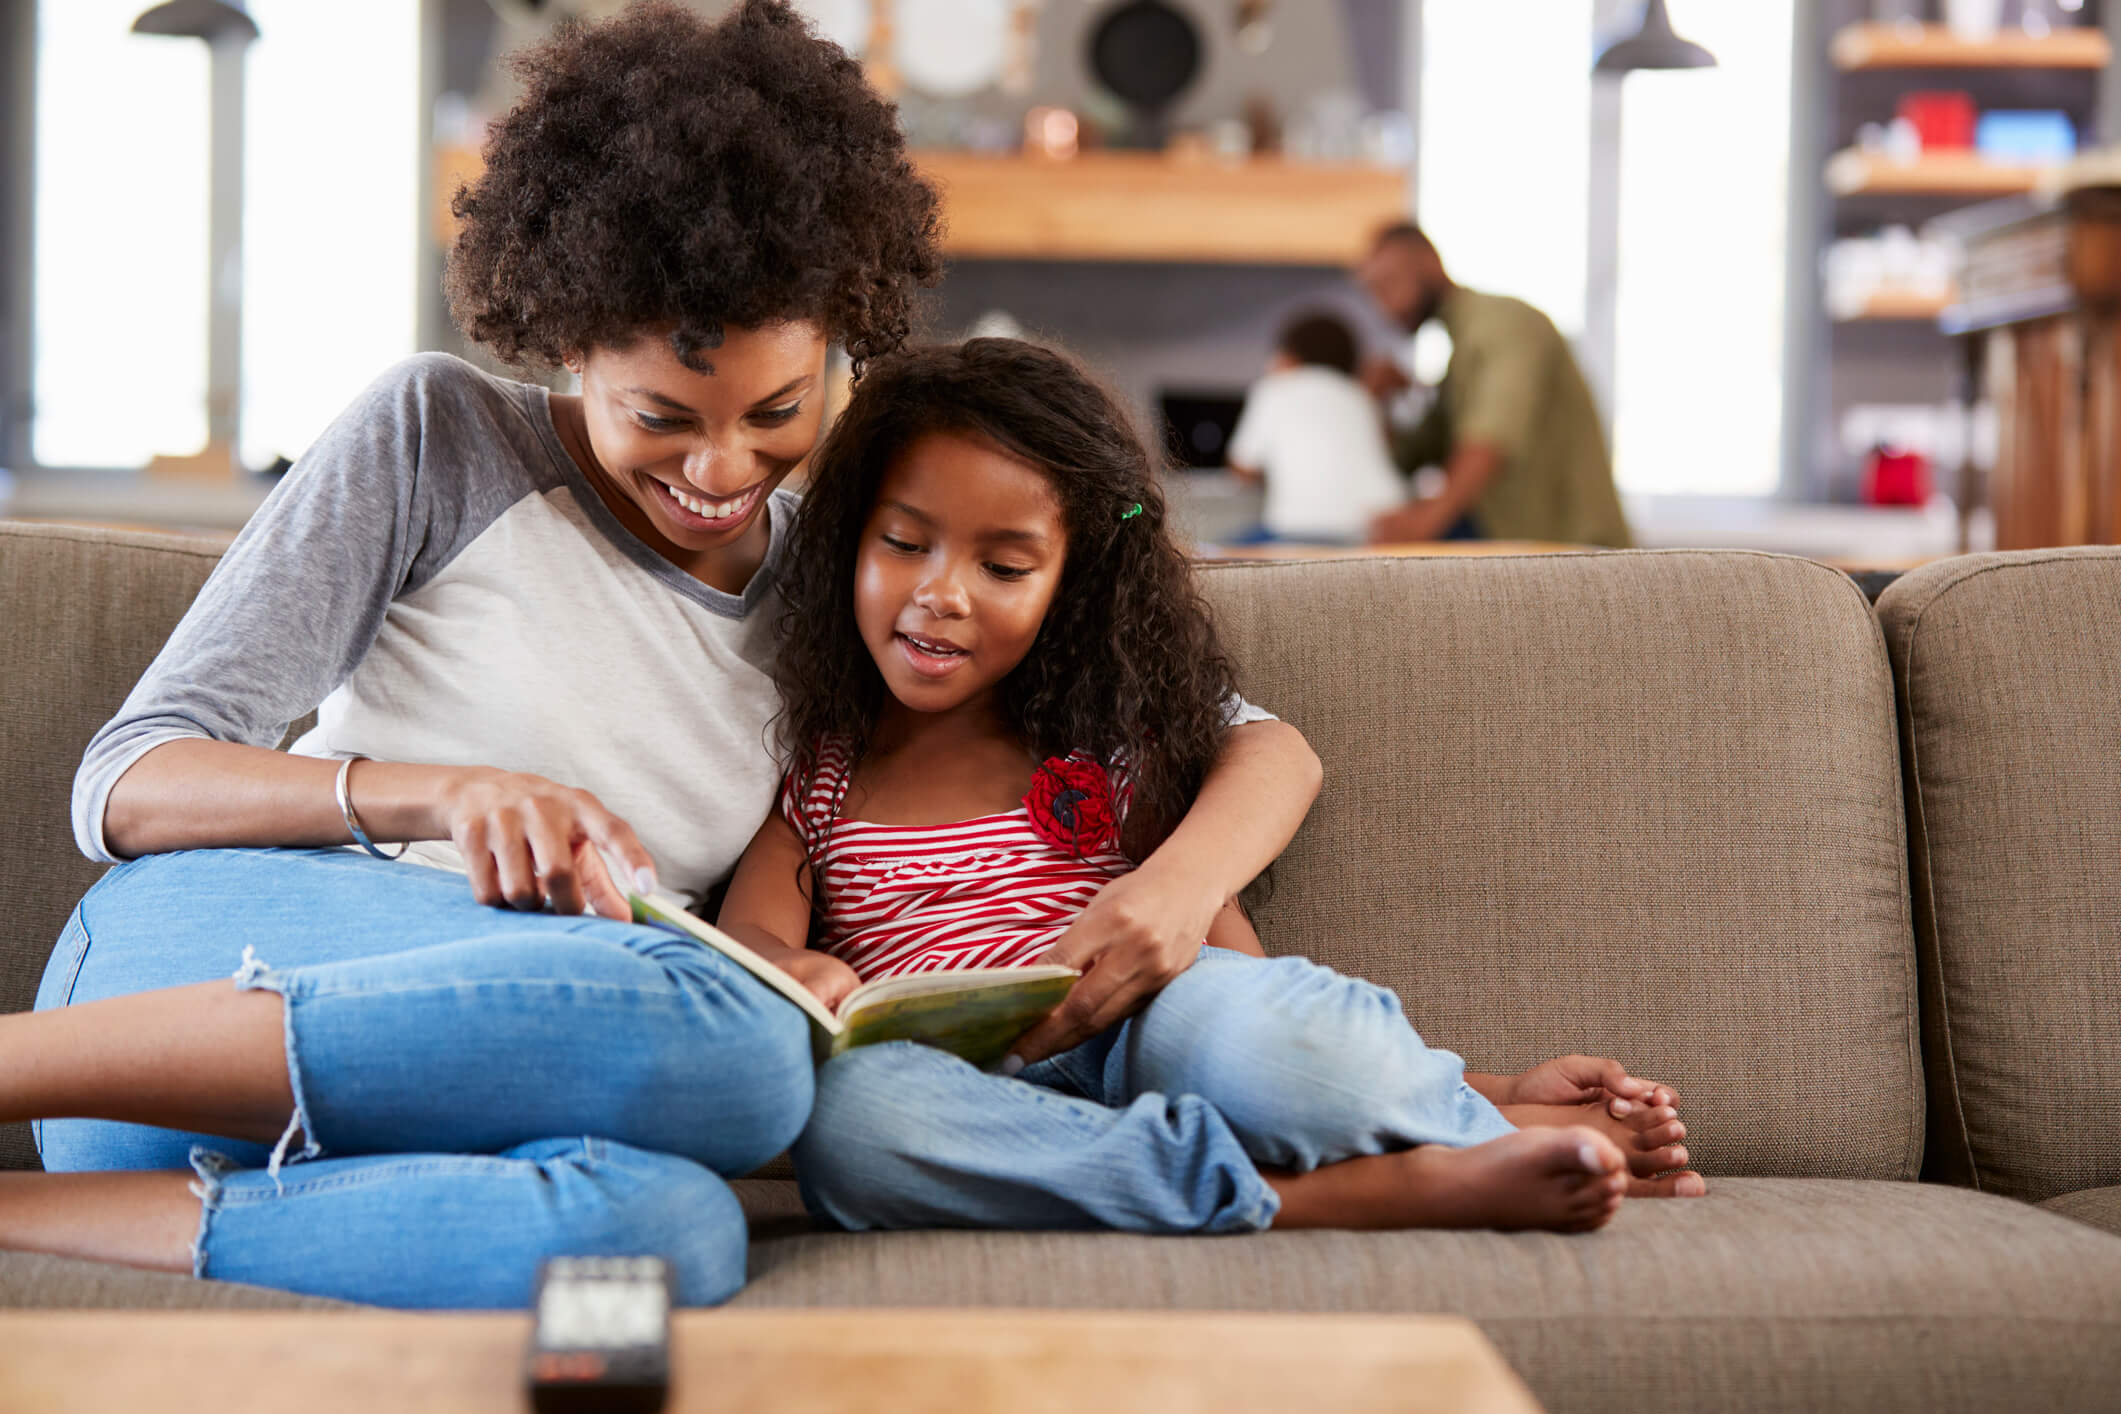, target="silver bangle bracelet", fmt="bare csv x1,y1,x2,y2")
335,755,407,861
